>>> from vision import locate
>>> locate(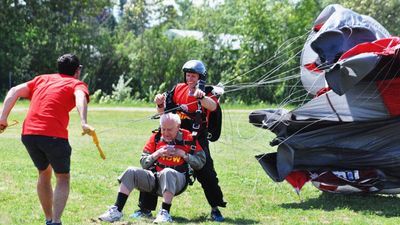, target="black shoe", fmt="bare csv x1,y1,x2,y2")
211,208,224,222
45,220,52,225
130,209,152,218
